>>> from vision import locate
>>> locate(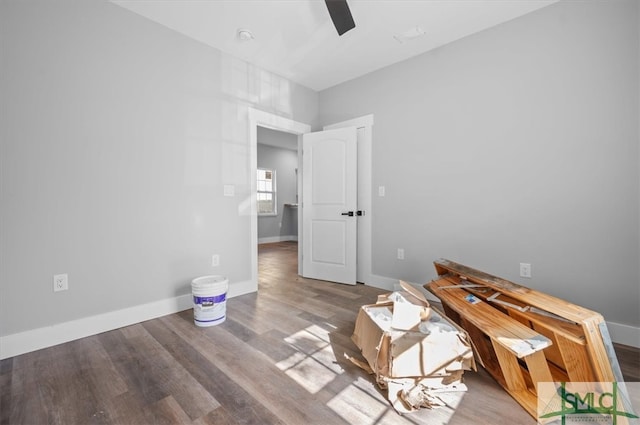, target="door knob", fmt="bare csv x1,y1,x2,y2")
341,211,354,217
